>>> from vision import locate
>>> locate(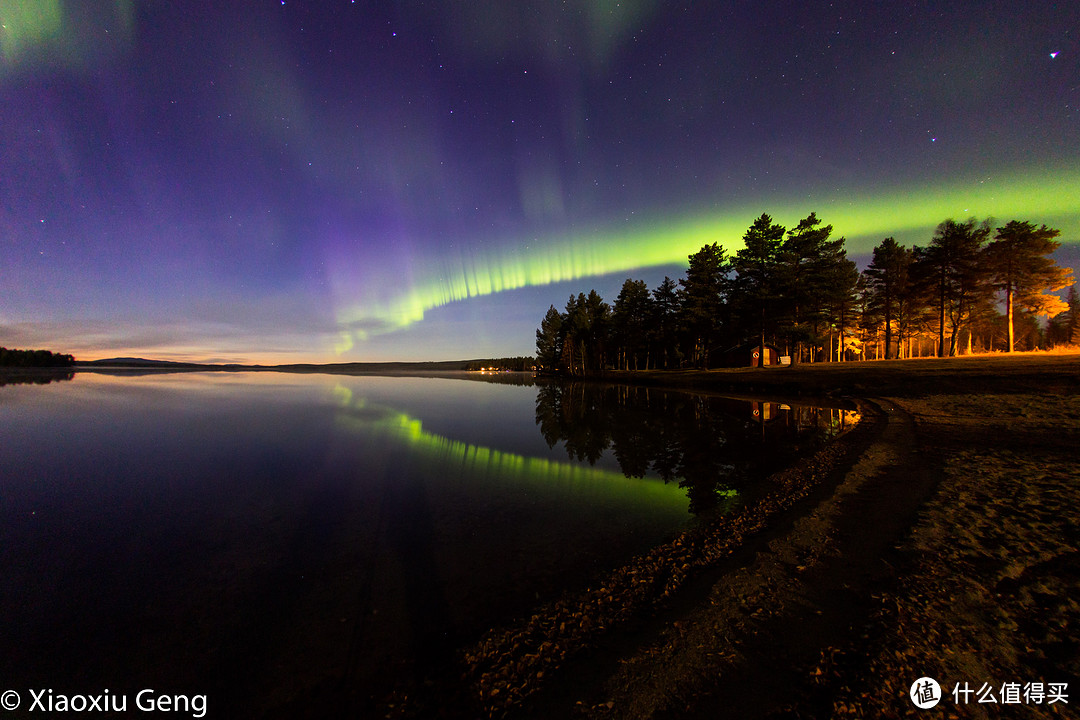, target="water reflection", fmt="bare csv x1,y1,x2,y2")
0,372,858,717
535,383,859,514
330,383,690,513
325,380,696,706
0,370,74,386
